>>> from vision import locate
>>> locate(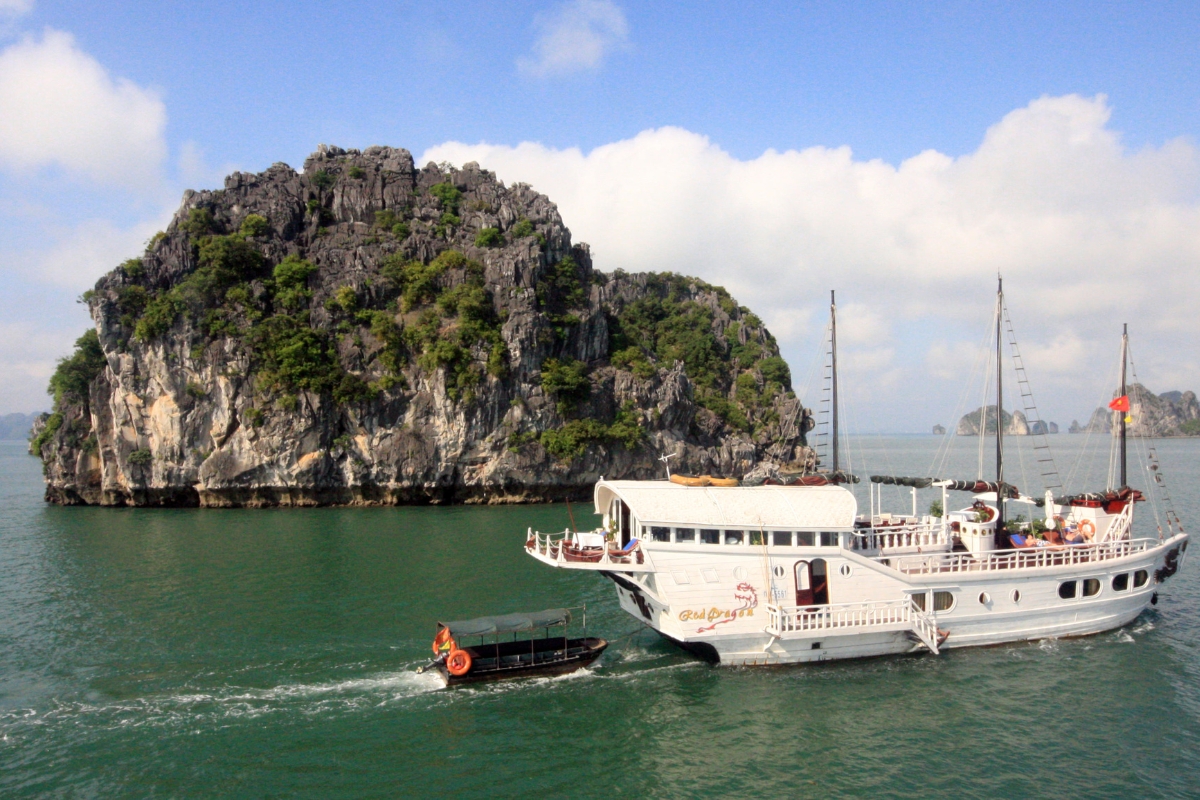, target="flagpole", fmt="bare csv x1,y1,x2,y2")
1119,323,1128,488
